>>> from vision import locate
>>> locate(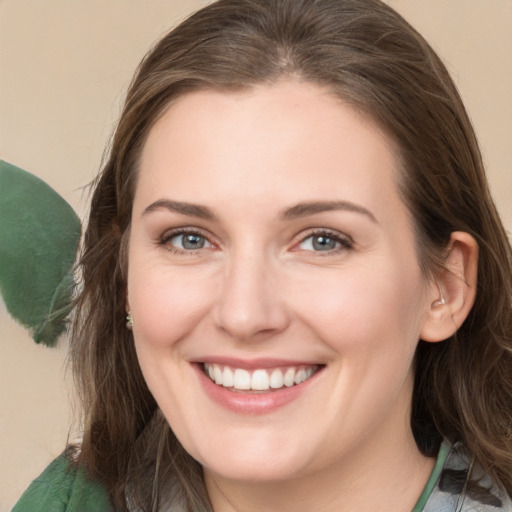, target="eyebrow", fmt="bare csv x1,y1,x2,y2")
142,198,377,224
280,200,378,223
142,199,217,220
